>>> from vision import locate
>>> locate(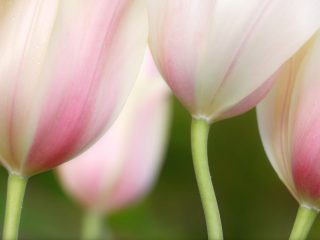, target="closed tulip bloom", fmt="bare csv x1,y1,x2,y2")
257,32,320,239
57,52,171,238
148,0,320,122
148,1,320,239
0,0,147,176
0,1,147,239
